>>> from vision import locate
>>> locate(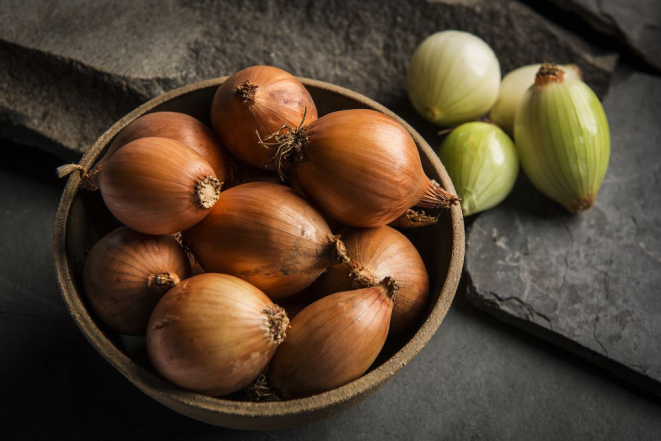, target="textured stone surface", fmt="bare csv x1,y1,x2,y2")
544,0,661,70
0,0,617,159
466,72,661,393
3,145,661,439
